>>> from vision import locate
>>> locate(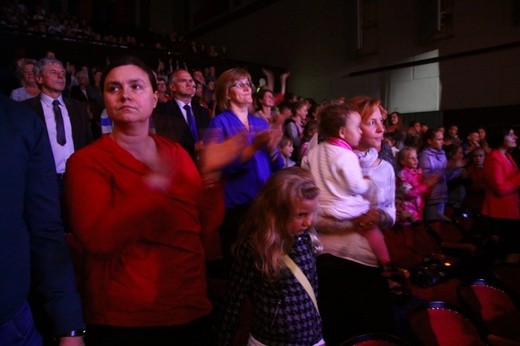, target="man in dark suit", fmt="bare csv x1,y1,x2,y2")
24,58,93,179
70,69,103,139
153,69,210,163
0,94,85,345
